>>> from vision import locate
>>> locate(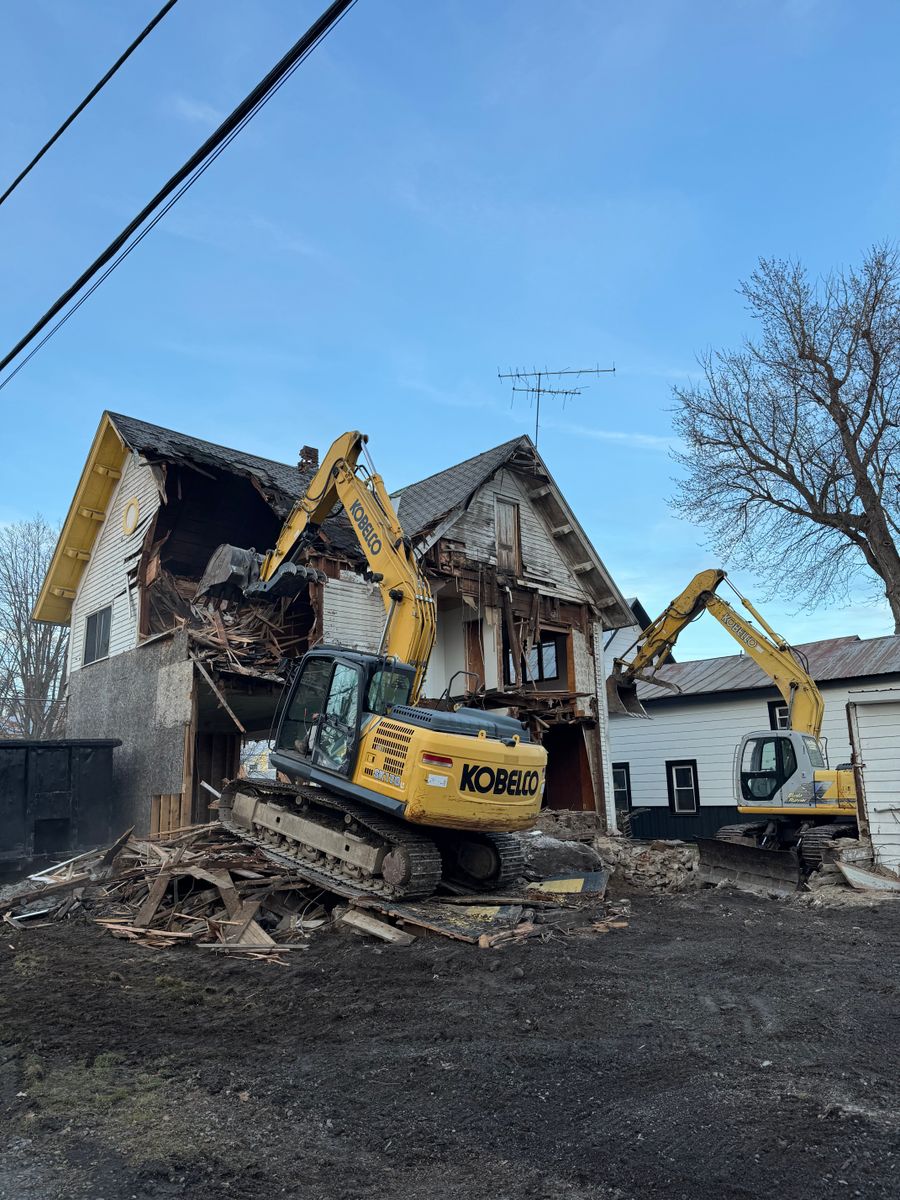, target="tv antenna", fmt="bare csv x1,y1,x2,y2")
497,363,615,447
